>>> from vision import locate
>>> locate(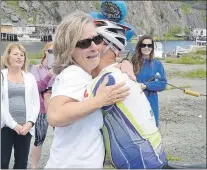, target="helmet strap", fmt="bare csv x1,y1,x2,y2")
101,42,113,57
101,41,120,58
